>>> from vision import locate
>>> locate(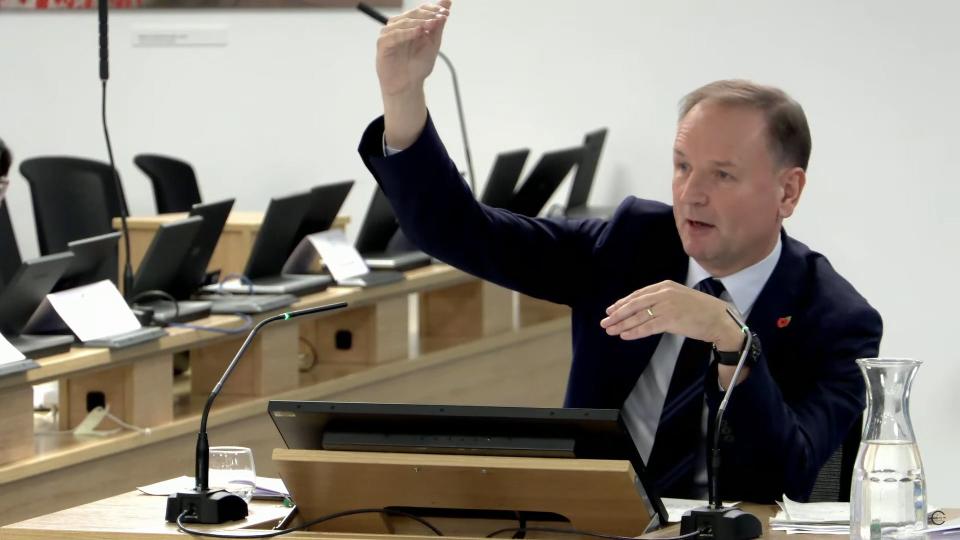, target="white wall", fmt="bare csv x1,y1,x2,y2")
2,0,959,505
